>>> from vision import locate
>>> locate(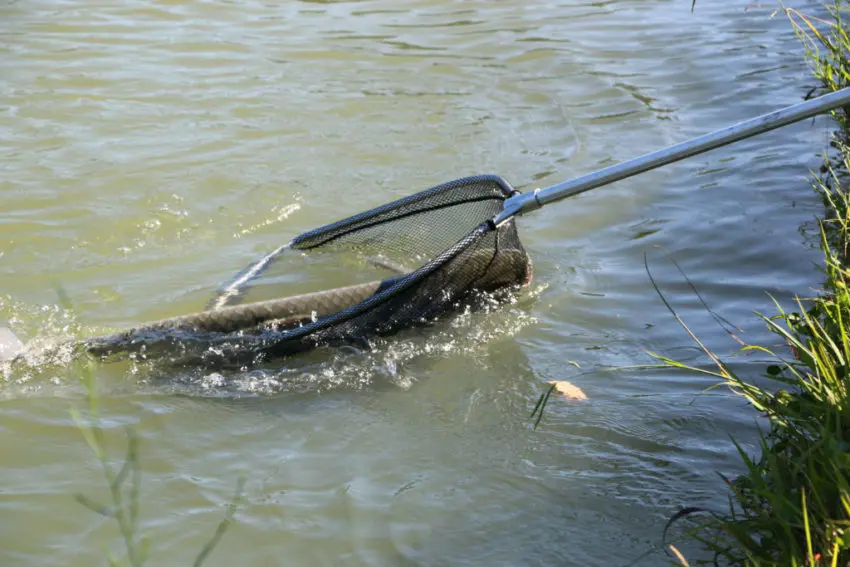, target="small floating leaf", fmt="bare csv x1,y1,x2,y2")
548,380,588,401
